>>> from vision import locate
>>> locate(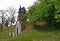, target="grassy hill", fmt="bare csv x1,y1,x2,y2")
0,24,60,41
